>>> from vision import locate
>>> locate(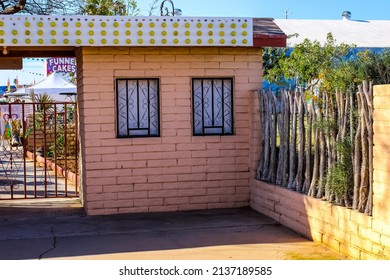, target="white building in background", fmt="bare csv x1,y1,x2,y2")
274,12,390,48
